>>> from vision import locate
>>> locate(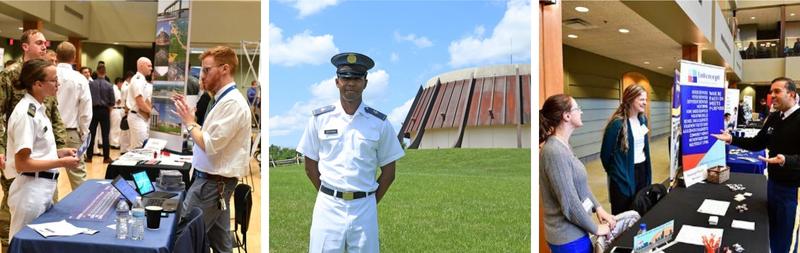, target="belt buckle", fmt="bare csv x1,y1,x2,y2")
342,192,354,200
